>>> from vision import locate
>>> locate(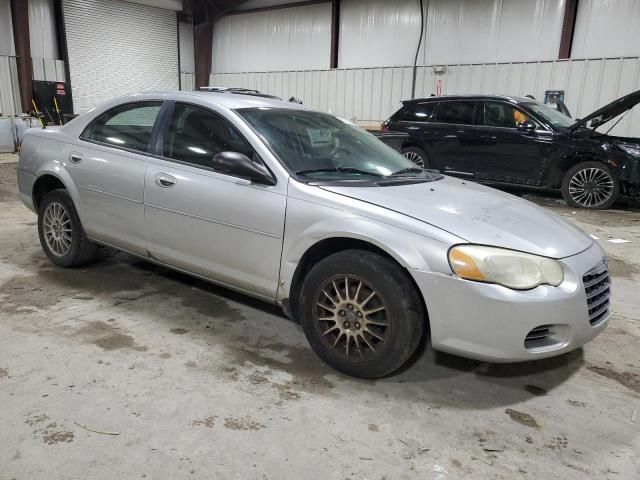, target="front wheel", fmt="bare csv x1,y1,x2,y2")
561,161,620,209
299,250,425,379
